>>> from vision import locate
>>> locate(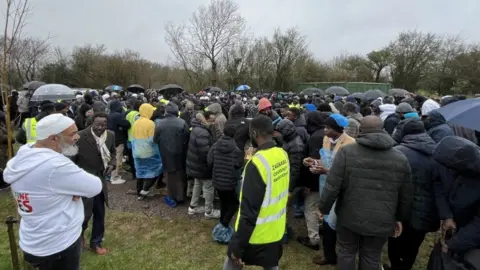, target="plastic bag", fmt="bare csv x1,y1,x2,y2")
427,241,470,270
212,223,233,244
